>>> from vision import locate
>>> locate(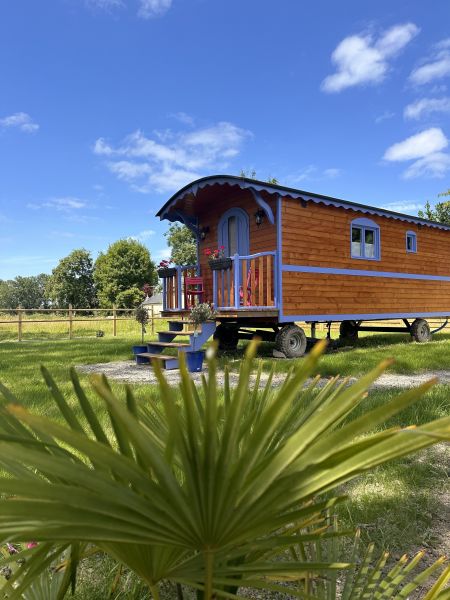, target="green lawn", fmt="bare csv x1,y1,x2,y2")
0,332,448,598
